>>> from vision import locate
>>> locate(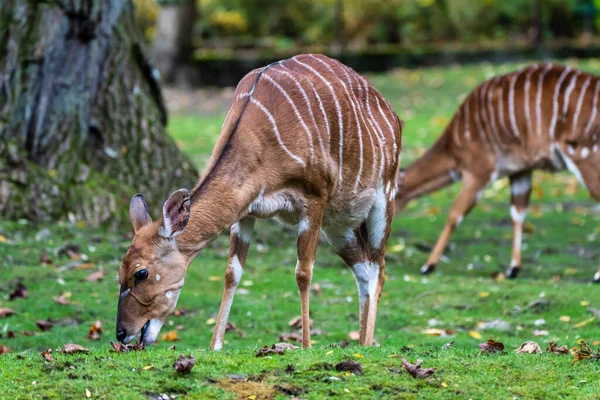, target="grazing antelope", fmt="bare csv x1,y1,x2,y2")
395,63,600,283
116,54,402,349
